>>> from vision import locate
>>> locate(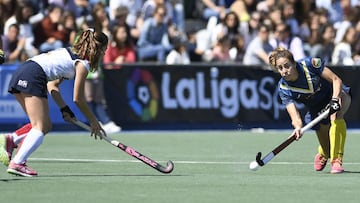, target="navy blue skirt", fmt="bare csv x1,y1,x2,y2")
8,60,48,98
